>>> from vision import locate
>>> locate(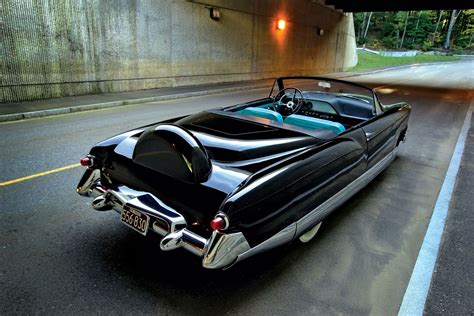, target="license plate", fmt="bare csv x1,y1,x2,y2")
120,205,150,236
